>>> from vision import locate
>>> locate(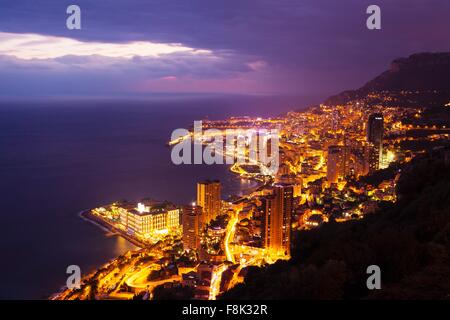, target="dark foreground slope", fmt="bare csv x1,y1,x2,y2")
221,149,450,299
